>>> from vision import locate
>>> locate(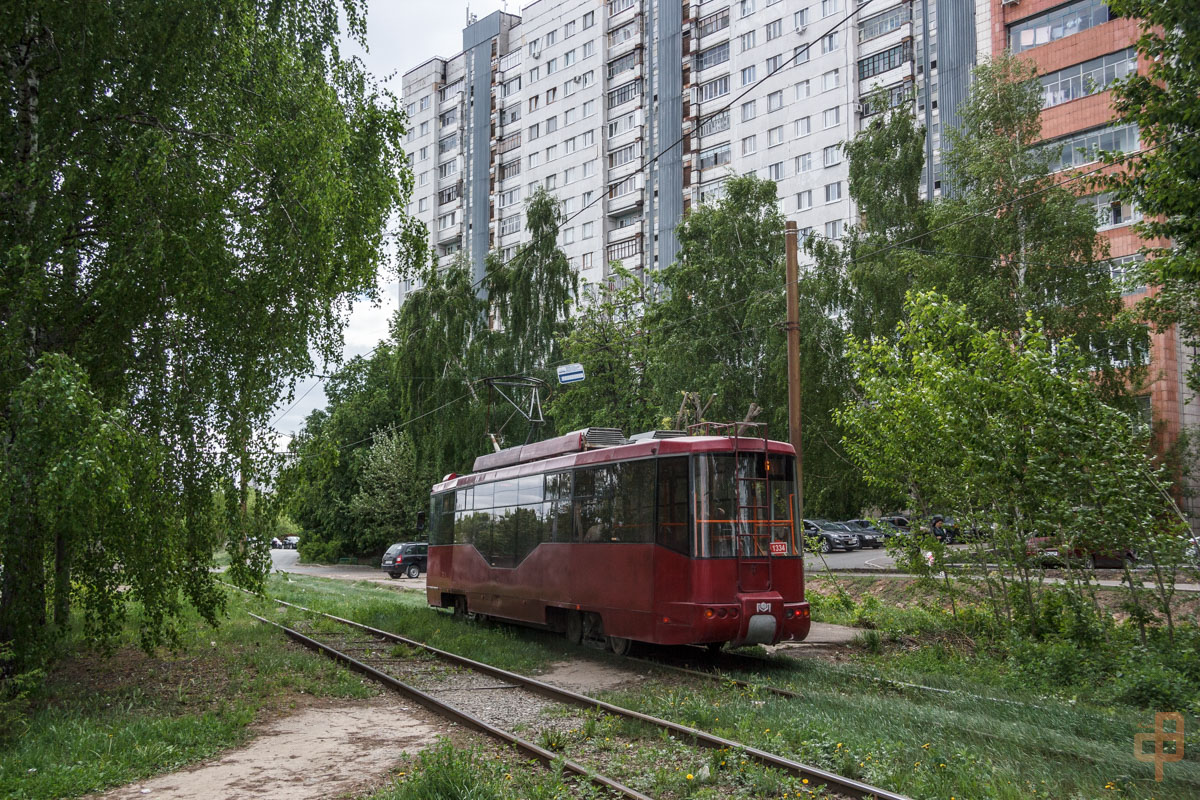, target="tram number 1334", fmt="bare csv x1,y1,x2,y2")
770,540,788,555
